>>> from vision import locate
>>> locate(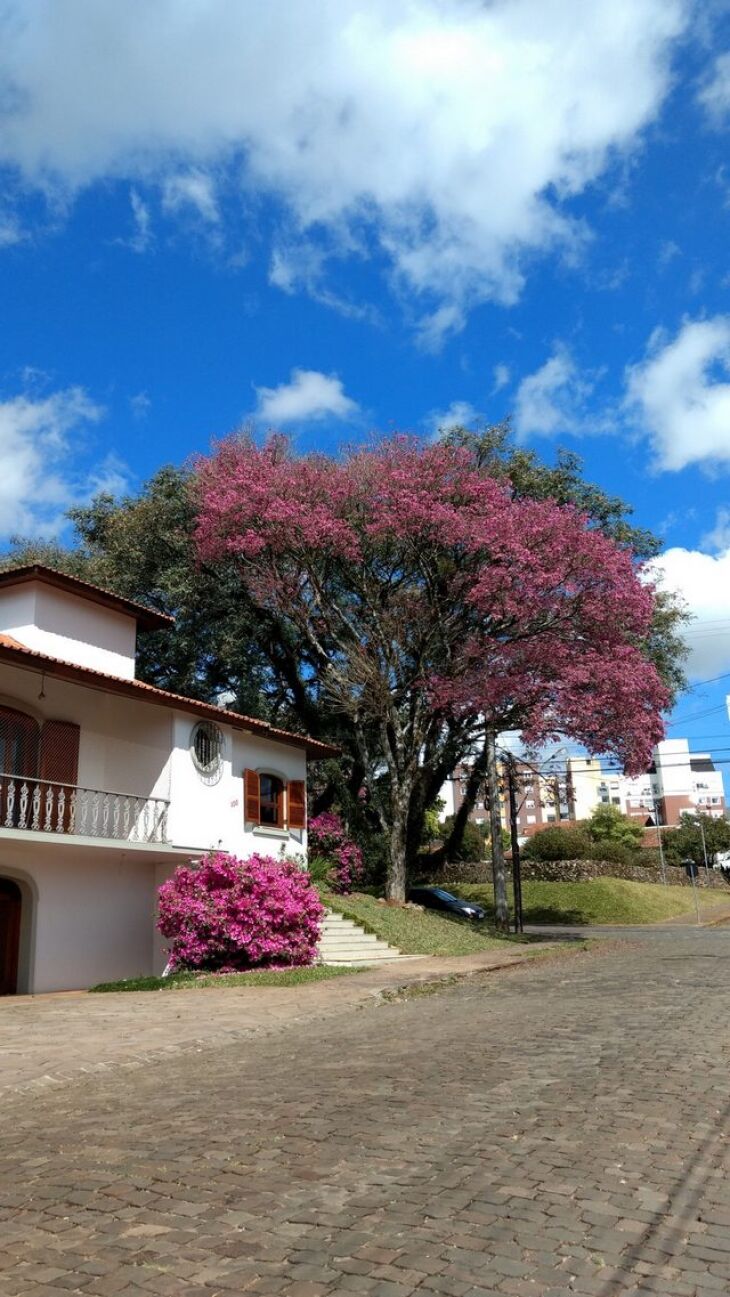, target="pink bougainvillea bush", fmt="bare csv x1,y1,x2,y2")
157,851,324,972
308,812,365,894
